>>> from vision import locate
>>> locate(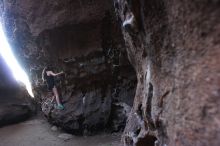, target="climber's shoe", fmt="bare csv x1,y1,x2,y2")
56,104,64,110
